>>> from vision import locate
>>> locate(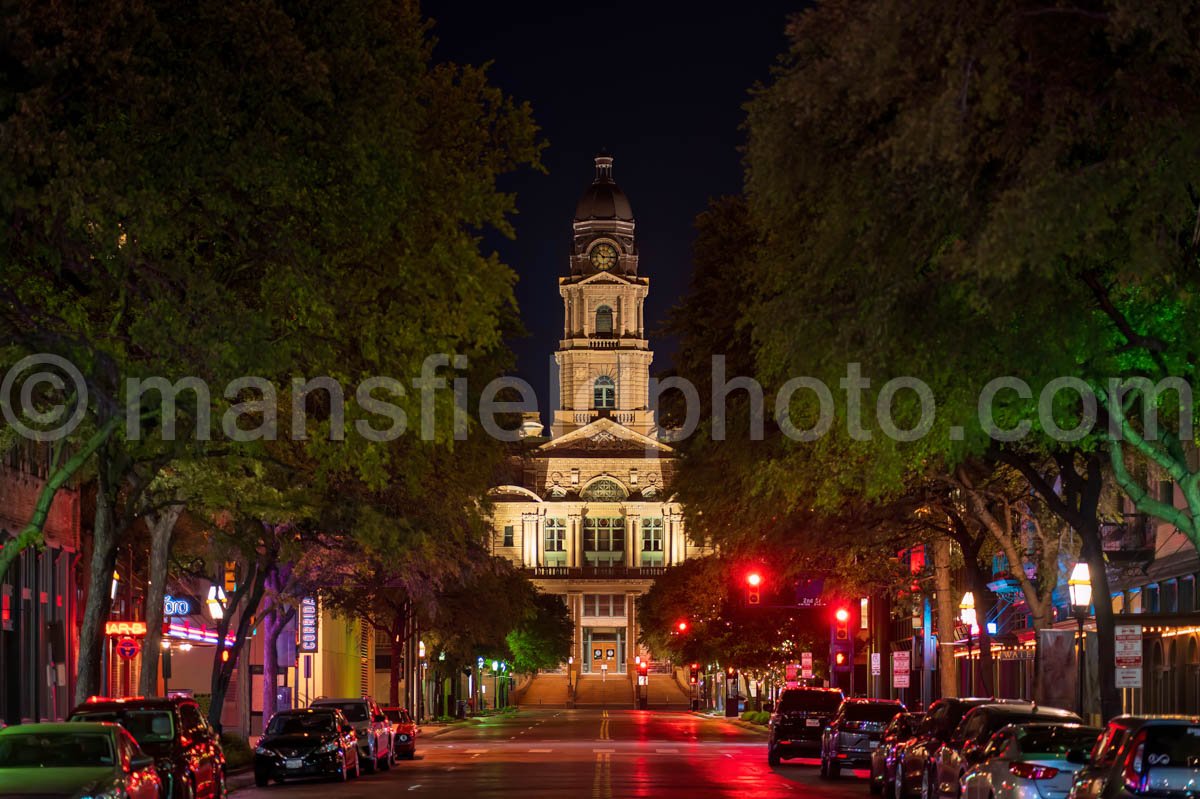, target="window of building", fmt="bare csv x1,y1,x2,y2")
374,627,392,670
595,305,614,335
584,517,624,566
583,594,626,617
581,478,626,501
1111,592,1125,615
593,376,615,409
1146,583,1160,613
641,518,663,566
1128,587,1142,614
1163,578,1178,613
1182,576,1196,612
502,525,514,548
544,519,567,566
